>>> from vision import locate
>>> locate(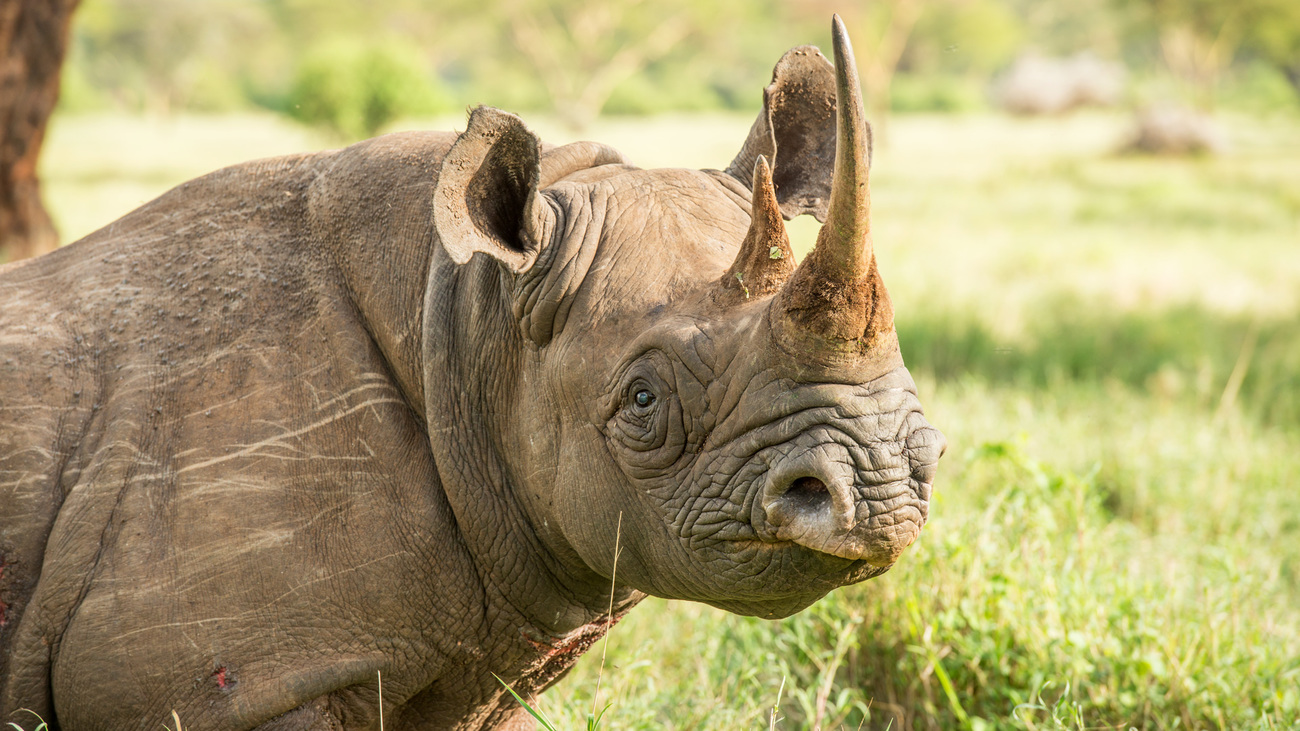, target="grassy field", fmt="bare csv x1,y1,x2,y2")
39,109,1300,729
